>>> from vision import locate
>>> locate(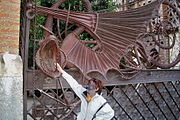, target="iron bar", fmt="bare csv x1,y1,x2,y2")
39,24,54,35
65,5,70,37
27,105,34,113
37,88,79,119
56,19,63,40
60,24,75,36
104,87,133,120
112,116,118,120
28,90,59,119
33,94,60,119
56,77,59,118
26,70,180,89
44,89,61,119
153,83,177,119
59,100,81,120
170,81,180,98
32,1,38,117
48,89,67,104
58,78,69,104
39,109,49,120
35,107,64,111
131,84,157,120
142,84,168,119
22,0,31,119
162,82,180,111
82,41,97,44
37,89,68,106
118,86,146,120
27,113,38,120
